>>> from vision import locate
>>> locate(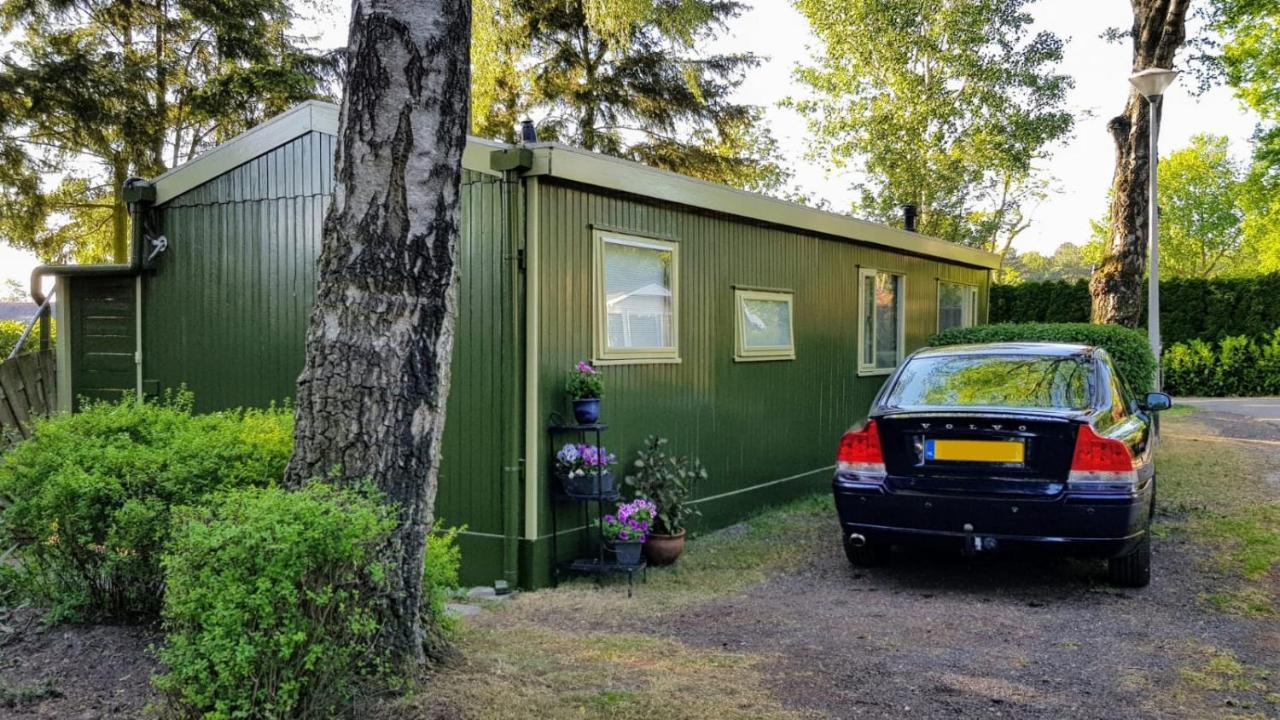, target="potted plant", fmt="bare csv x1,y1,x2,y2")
565,361,604,424
602,497,656,566
554,442,617,496
624,436,706,566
